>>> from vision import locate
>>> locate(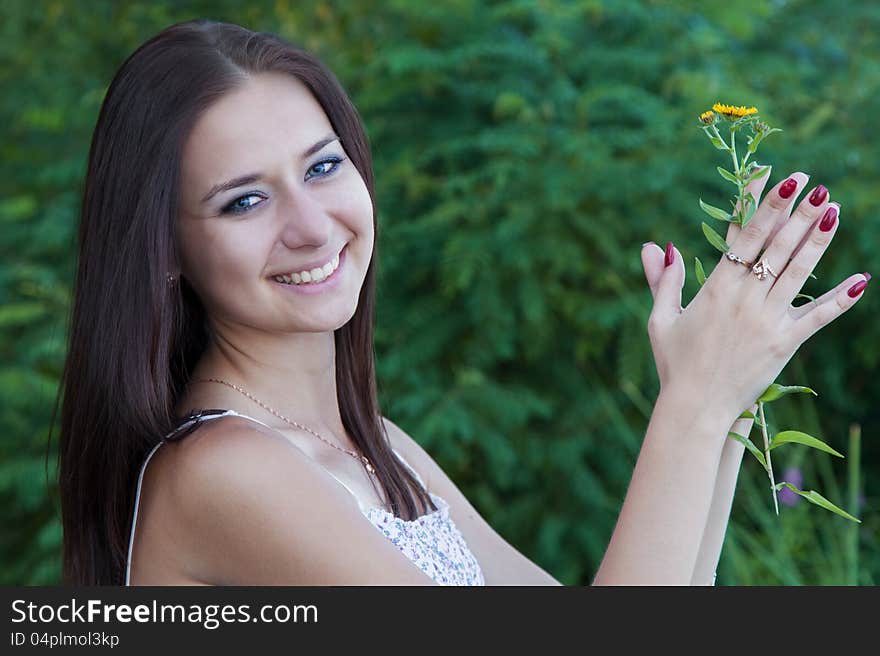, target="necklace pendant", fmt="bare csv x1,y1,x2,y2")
363,457,375,475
